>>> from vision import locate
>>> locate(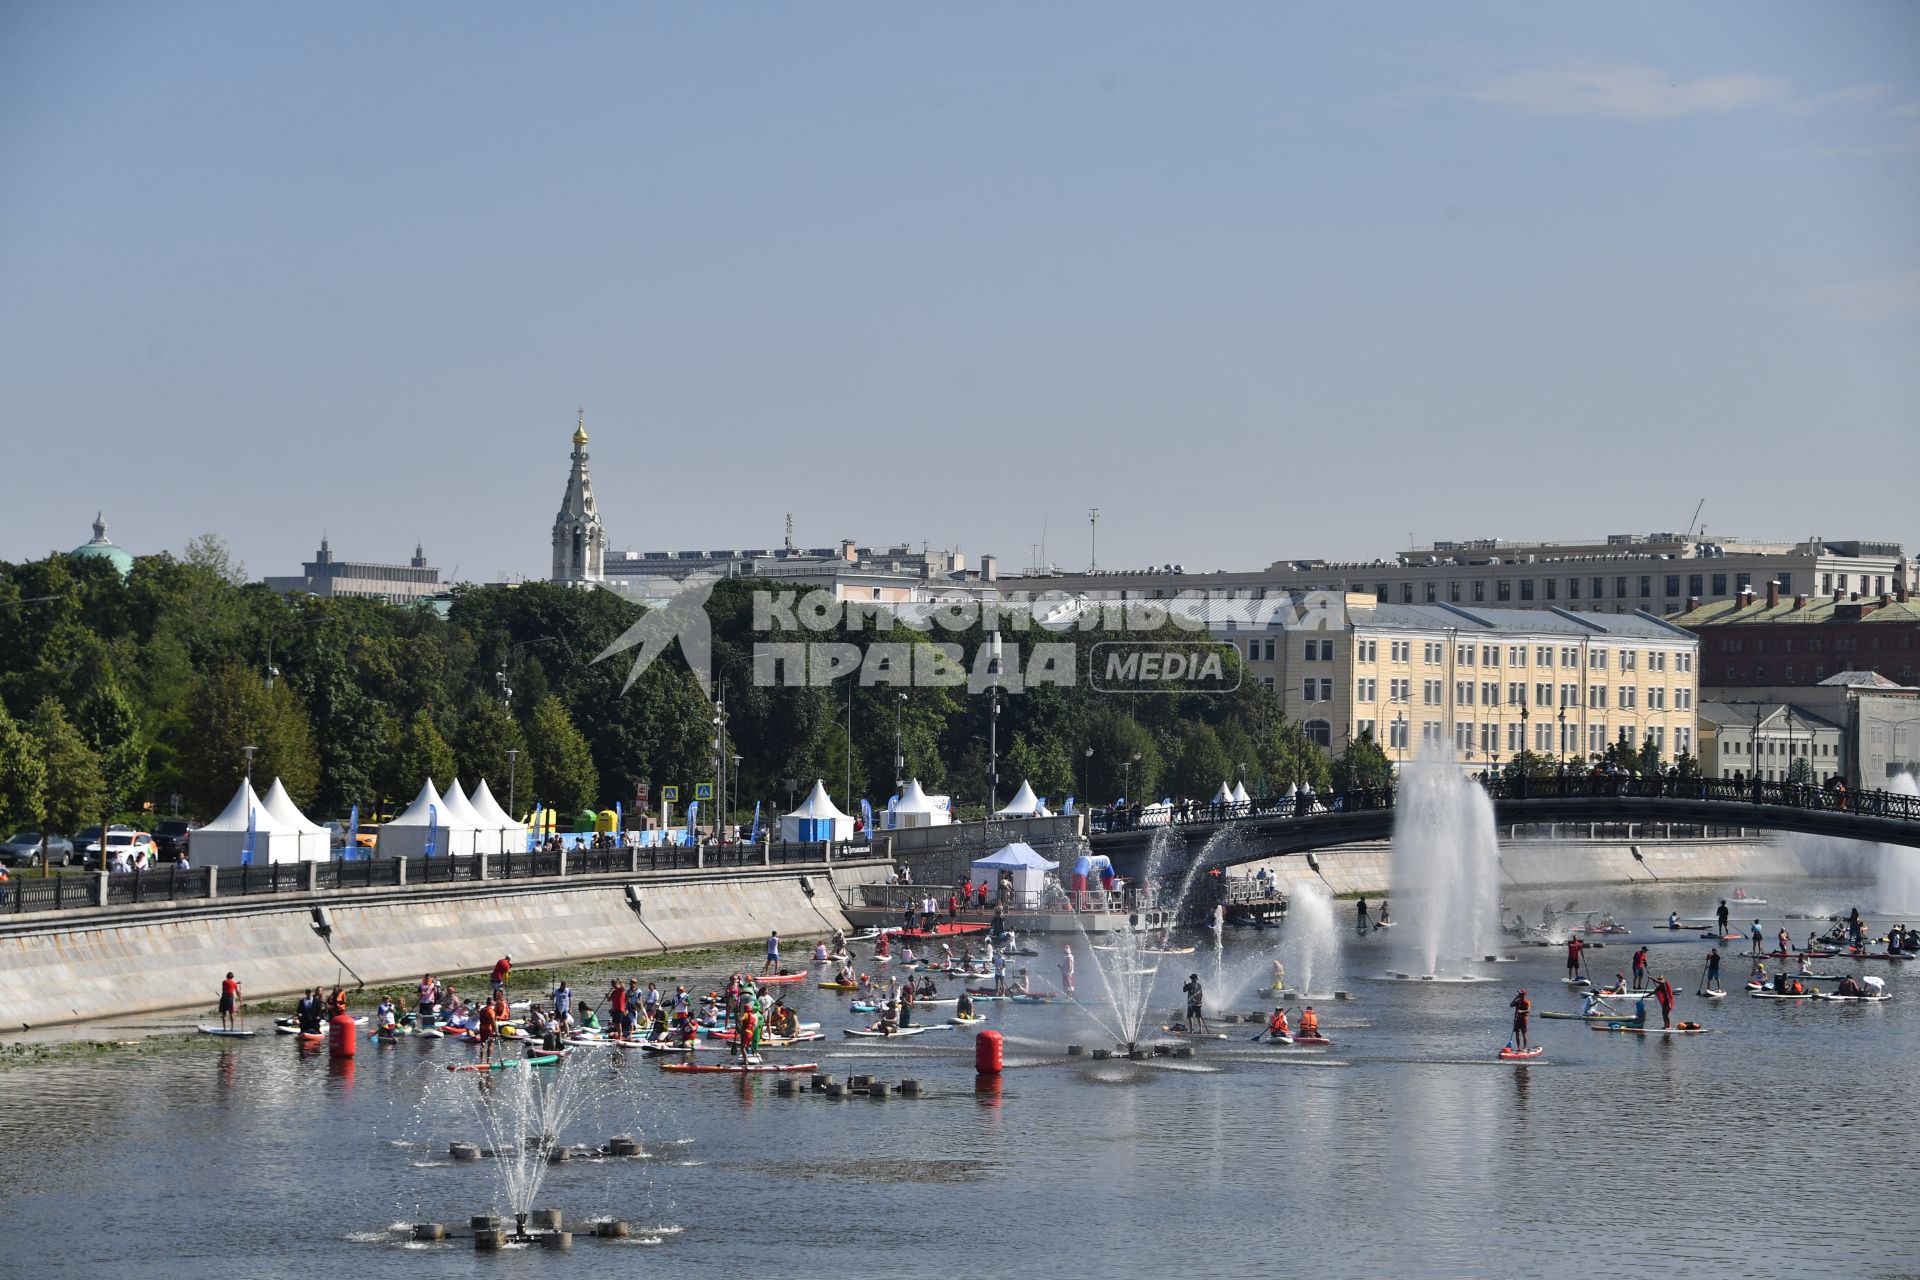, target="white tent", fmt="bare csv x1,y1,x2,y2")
1230,780,1251,807
780,779,854,843
469,779,527,854
378,780,471,859
892,778,951,828
260,777,329,862
969,842,1060,902
441,779,490,856
1211,781,1234,806
193,780,298,866
995,779,1053,818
